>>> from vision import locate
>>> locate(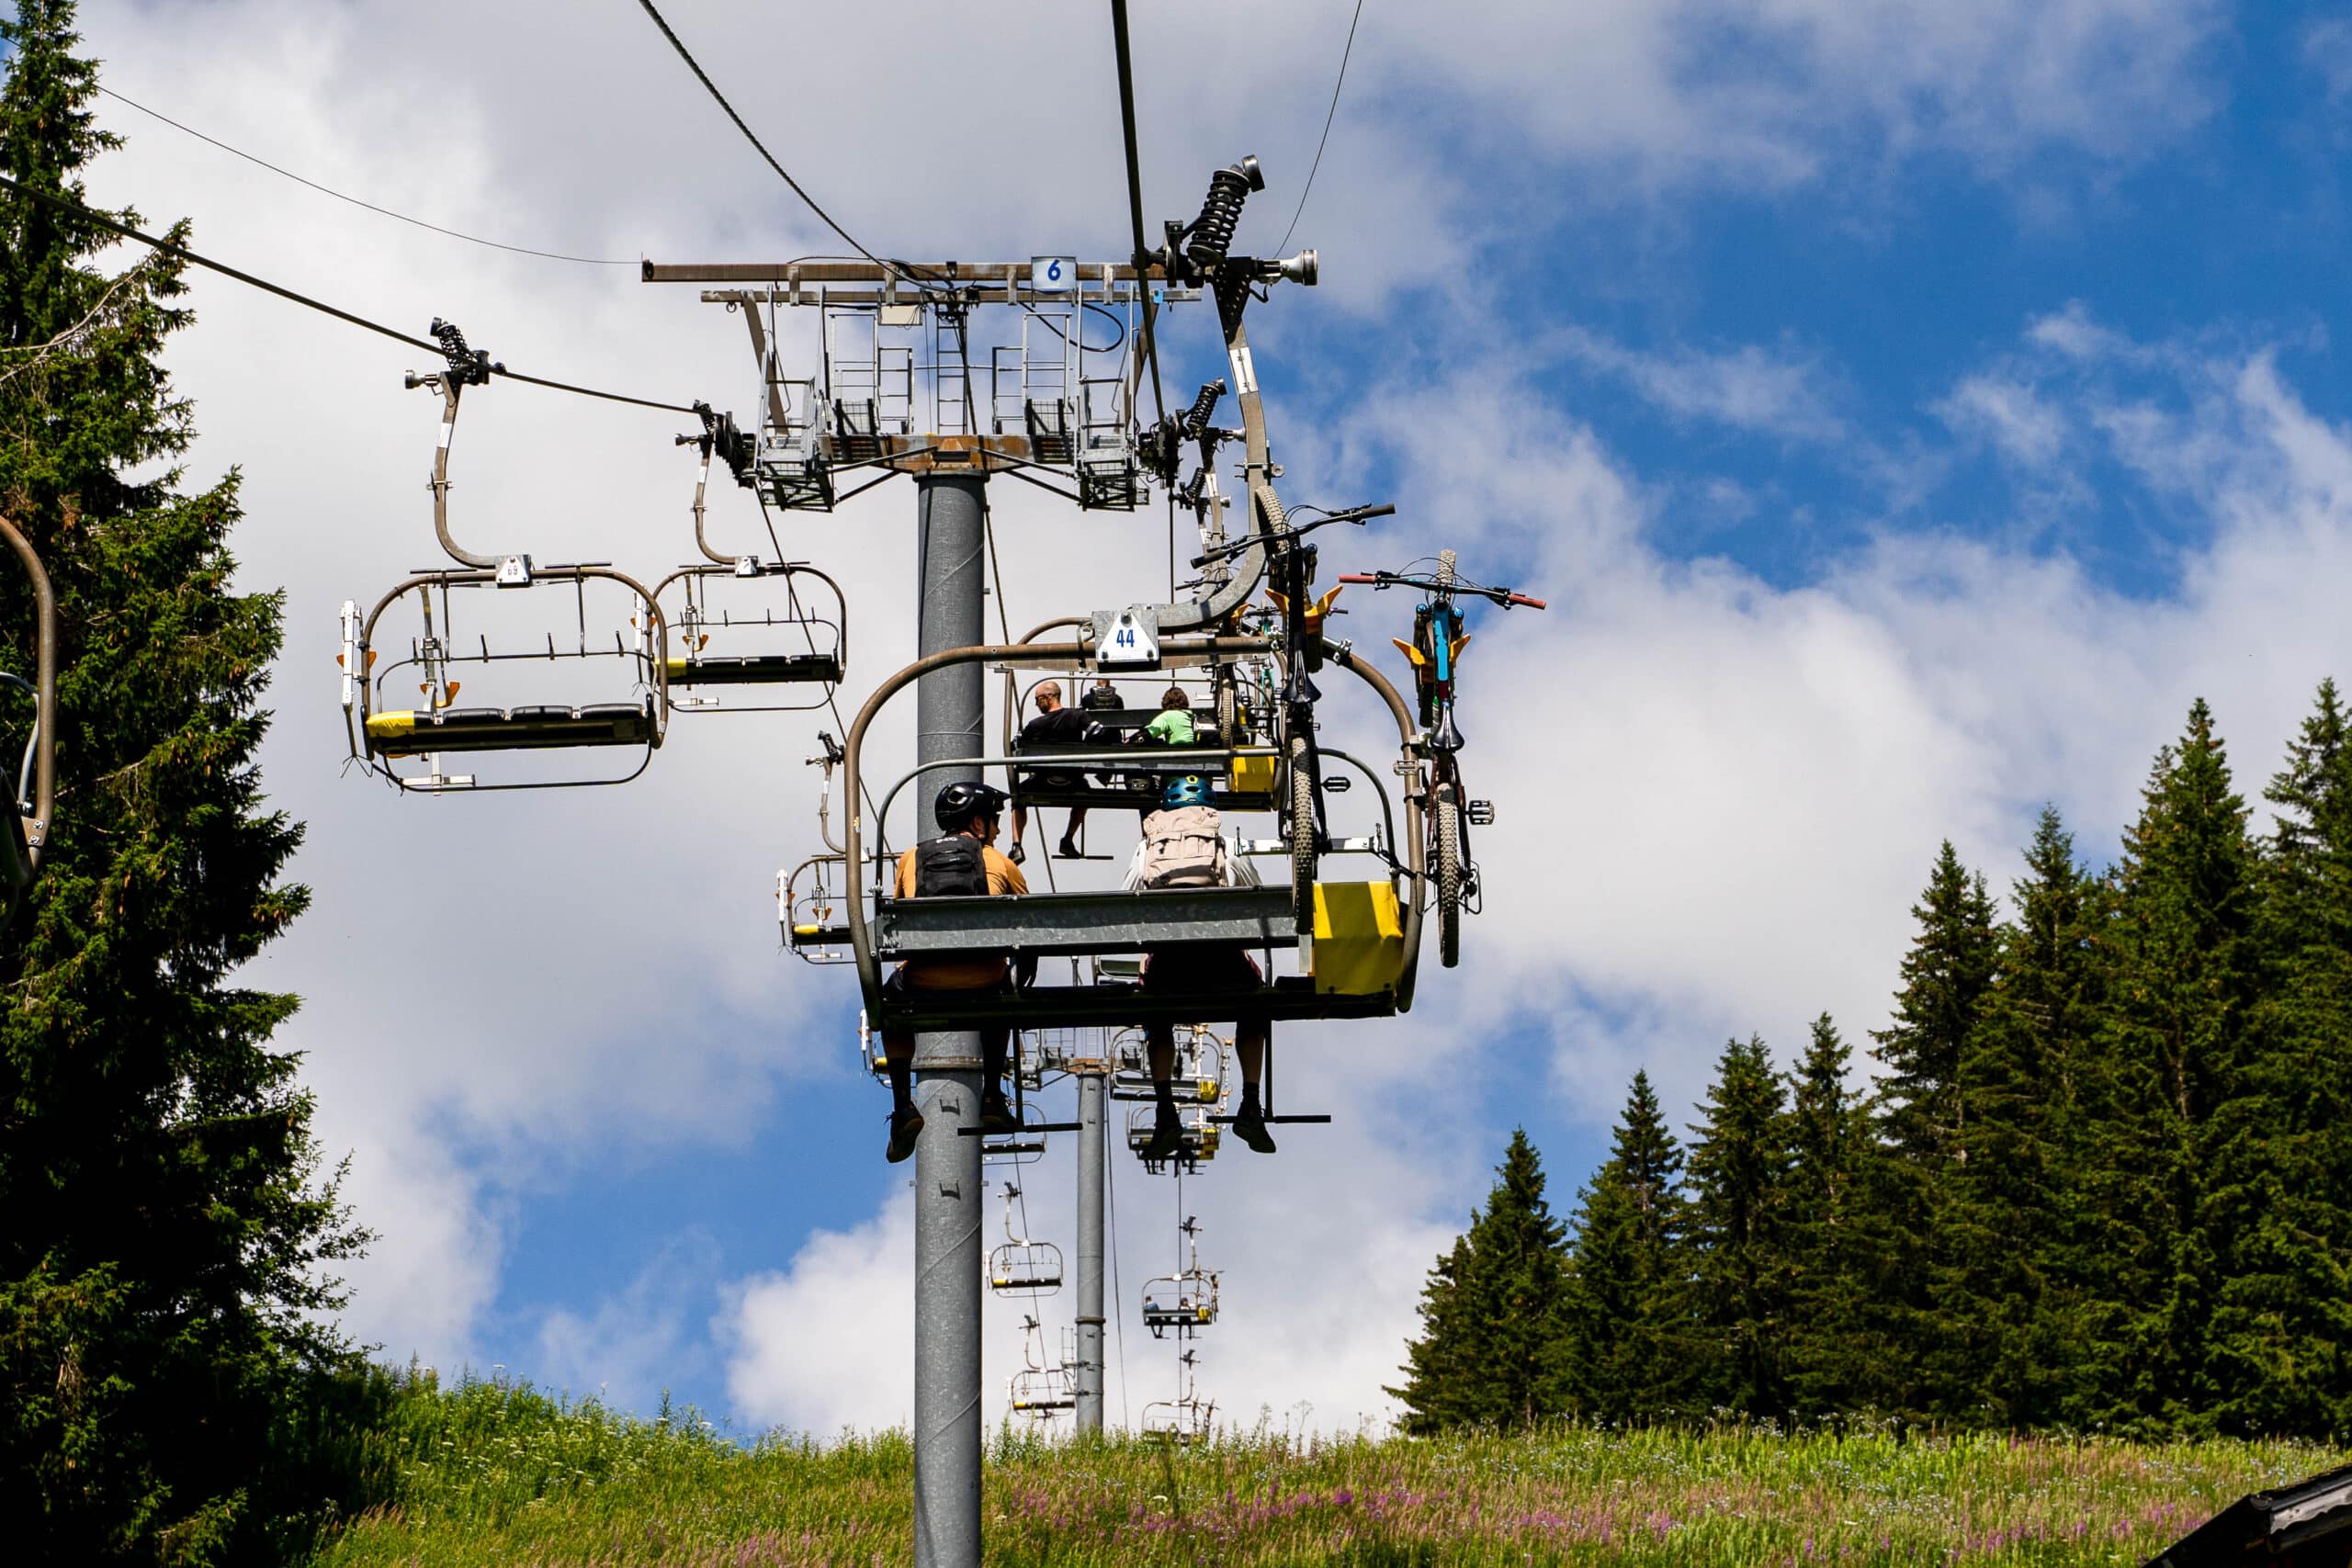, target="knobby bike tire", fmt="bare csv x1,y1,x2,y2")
1290,732,1317,933
1437,794,1463,969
